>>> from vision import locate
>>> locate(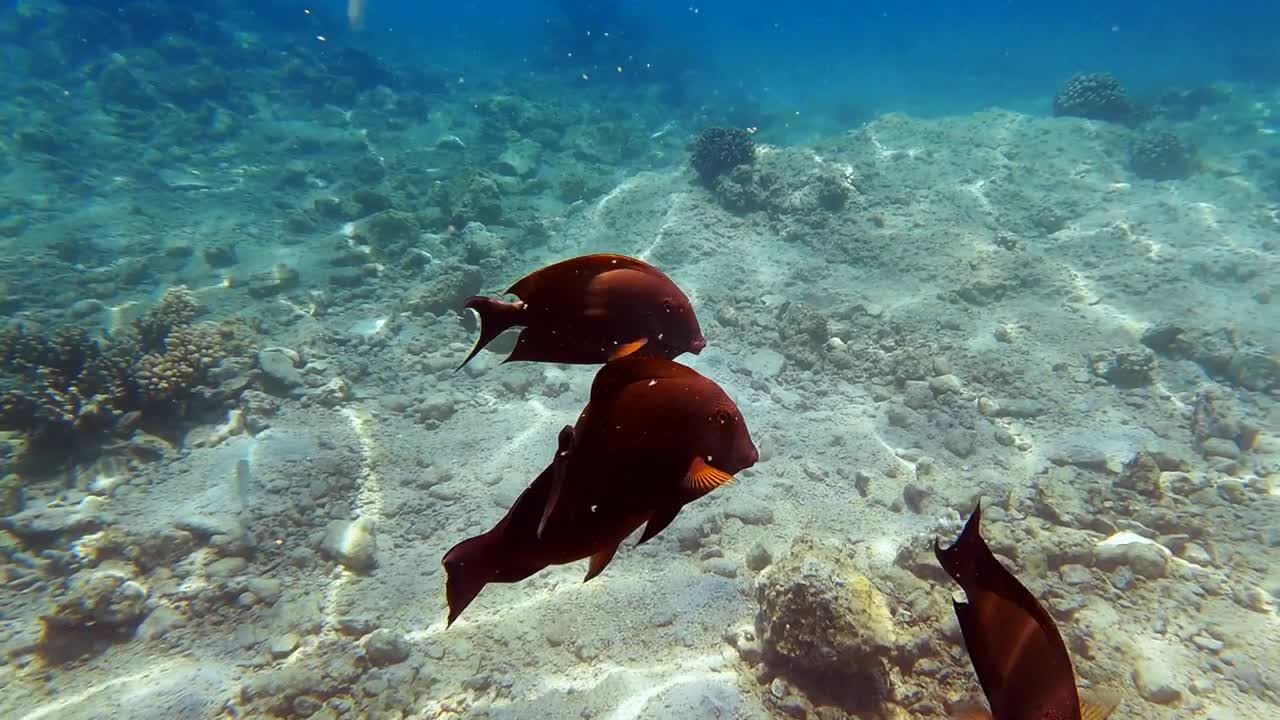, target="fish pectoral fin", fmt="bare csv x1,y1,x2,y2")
1079,689,1121,720
680,456,735,497
607,337,648,361
584,544,619,582
636,504,681,546
536,427,576,540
